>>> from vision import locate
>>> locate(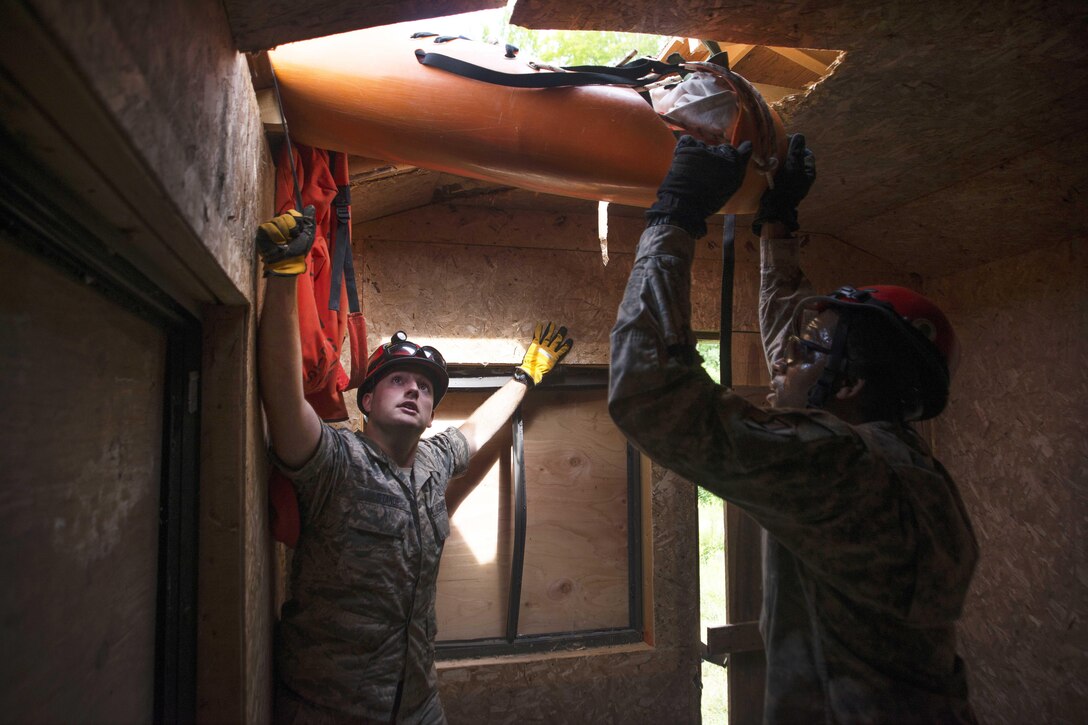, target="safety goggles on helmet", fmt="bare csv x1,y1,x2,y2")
358,331,449,406
823,286,958,374
783,334,833,366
